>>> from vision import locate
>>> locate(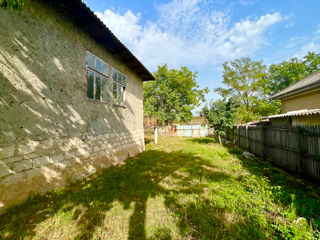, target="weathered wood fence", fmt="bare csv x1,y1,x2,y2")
226,125,320,181
158,125,210,137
